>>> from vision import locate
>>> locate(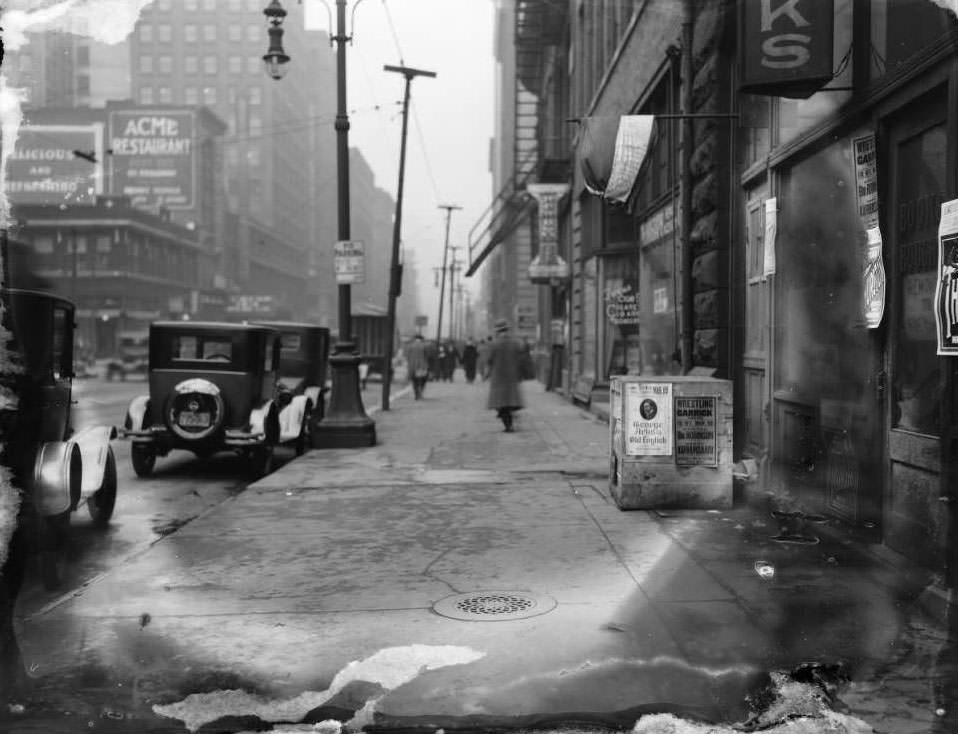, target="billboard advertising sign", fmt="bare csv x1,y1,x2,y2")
108,109,195,209
6,124,104,204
